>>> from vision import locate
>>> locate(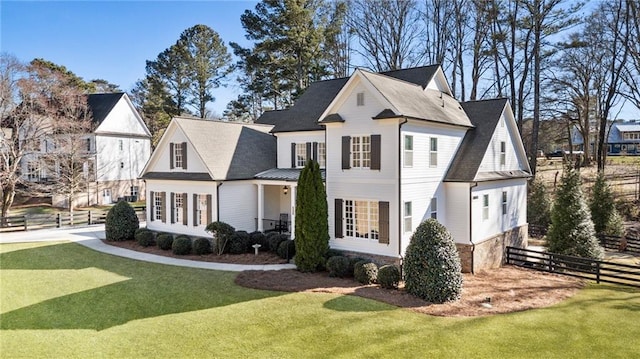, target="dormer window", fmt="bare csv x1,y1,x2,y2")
356,92,365,106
